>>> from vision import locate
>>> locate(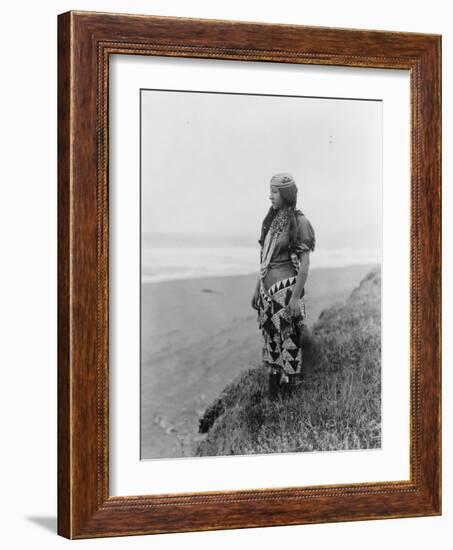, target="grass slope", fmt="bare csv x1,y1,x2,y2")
195,266,381,456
